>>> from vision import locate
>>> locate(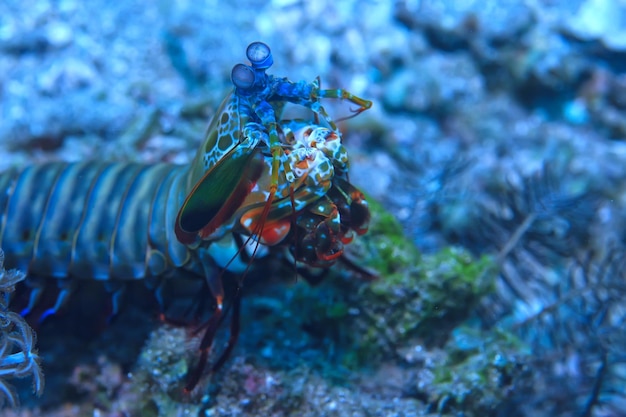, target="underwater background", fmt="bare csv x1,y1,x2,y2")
1,0,626,416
